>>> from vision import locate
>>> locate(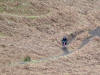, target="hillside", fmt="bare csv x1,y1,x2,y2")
0,0,100,75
